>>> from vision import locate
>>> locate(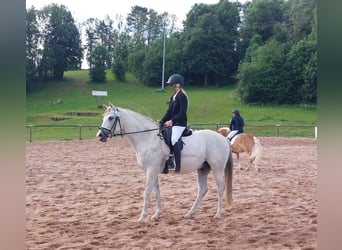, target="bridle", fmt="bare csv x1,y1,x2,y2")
99,108,160,139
